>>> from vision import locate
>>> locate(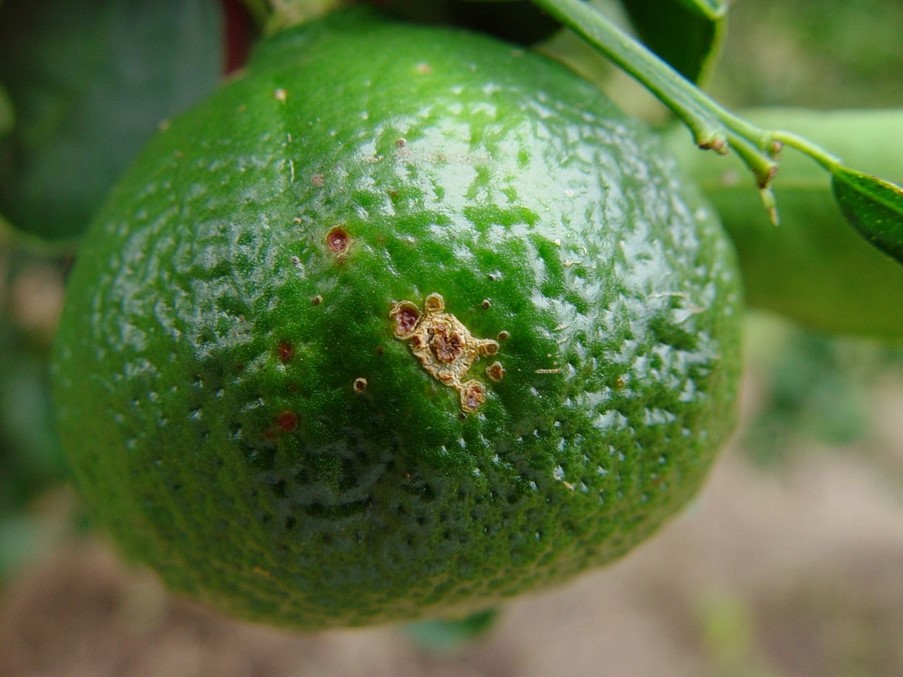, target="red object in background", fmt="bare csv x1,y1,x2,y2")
221,0,256,73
